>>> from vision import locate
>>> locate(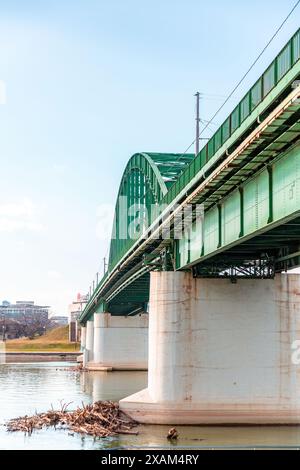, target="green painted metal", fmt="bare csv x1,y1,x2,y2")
108,152,194,271
243,169,269,235
239,188,244,238
107,272,150,314
177,142,300,269
222,189,240,246
273,144,300,221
